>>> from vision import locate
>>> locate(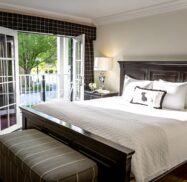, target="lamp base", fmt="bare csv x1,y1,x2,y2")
98,72,105,90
